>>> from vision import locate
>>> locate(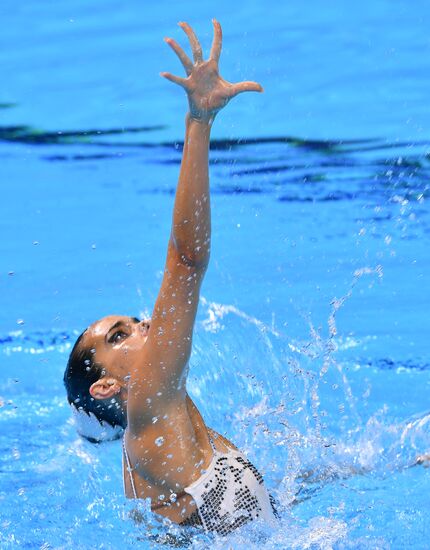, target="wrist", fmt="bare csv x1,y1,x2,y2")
186,112,215,127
